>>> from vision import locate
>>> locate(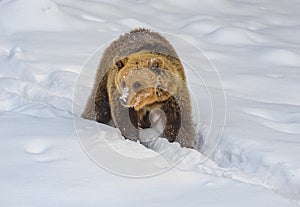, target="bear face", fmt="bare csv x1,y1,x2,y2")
113,52,184,111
